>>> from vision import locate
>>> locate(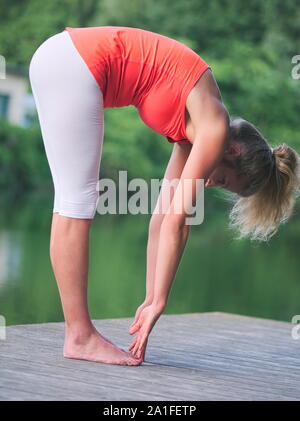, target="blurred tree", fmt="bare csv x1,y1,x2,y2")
0,0,299,200
94,0,300,147
0,0,100,65
95,0,300,57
